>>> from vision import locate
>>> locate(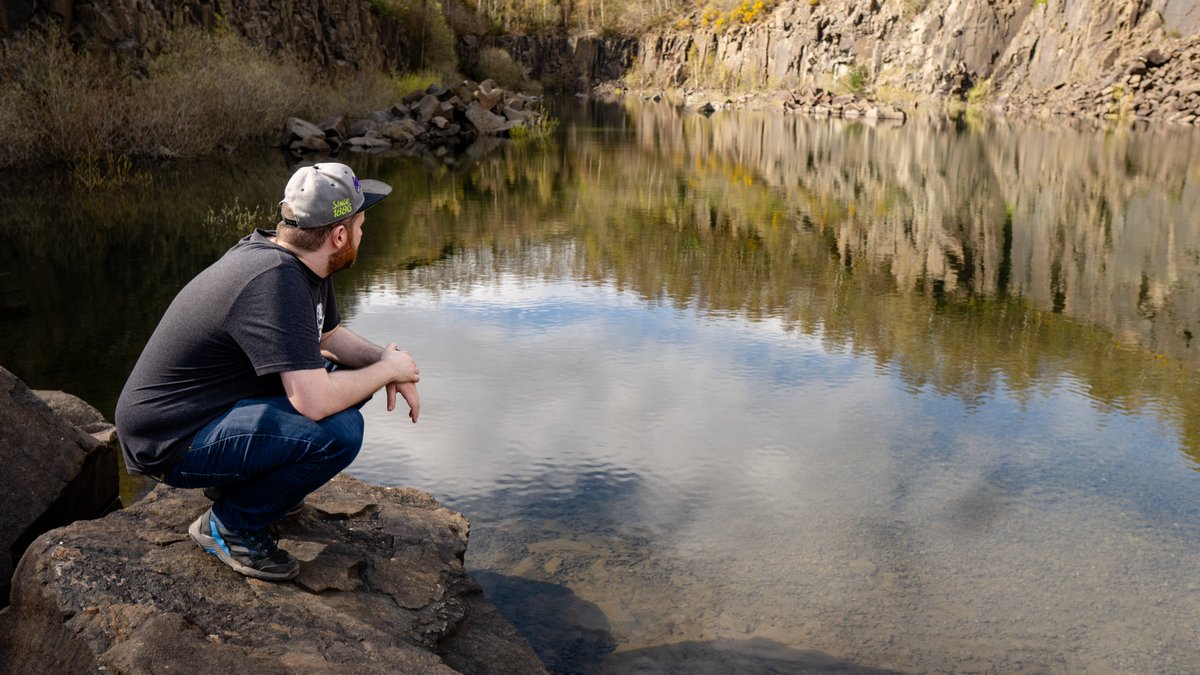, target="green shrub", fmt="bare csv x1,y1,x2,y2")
842,64,871,95
966,78,991,106
478,47,526,90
